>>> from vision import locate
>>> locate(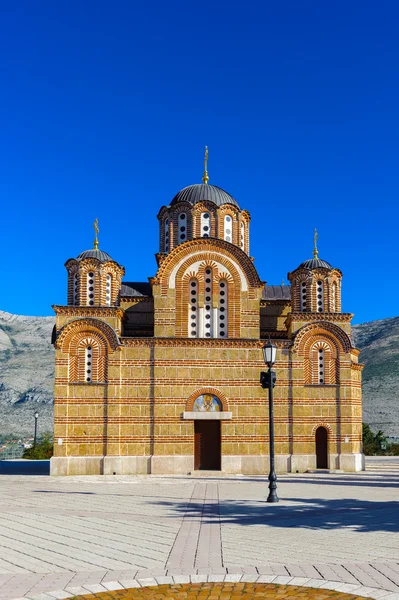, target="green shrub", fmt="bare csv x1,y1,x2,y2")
23,433,53,459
